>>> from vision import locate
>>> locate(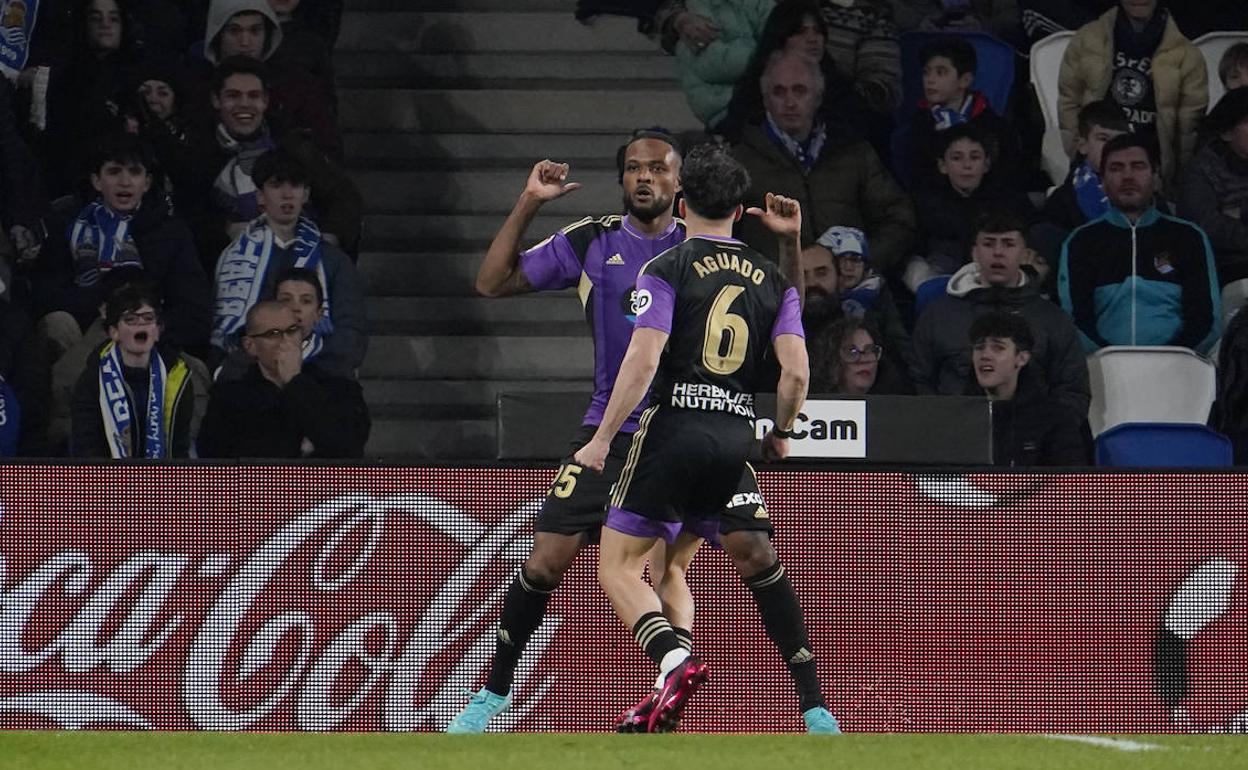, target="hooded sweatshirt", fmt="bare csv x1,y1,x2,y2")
911,261,1091,417
200,0,341,158
204,0,283,63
